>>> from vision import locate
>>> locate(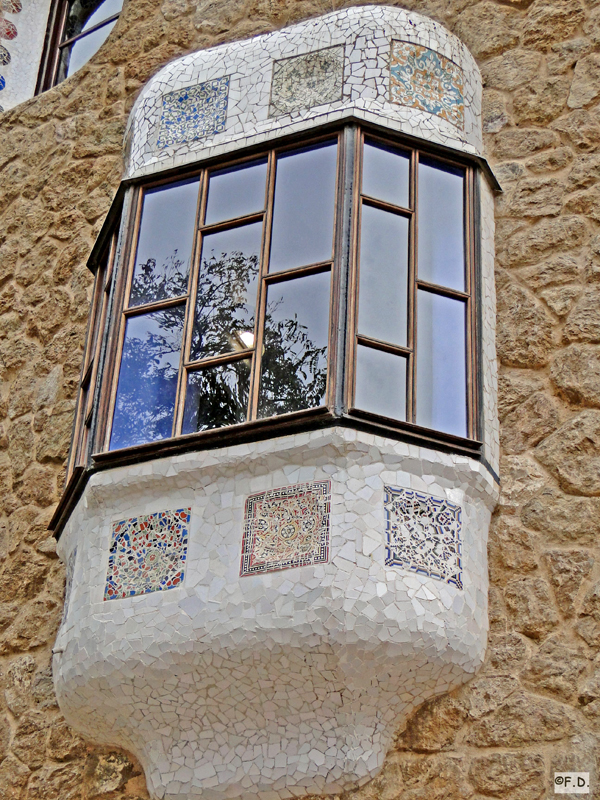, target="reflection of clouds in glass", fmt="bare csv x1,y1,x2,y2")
66,0,124,77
